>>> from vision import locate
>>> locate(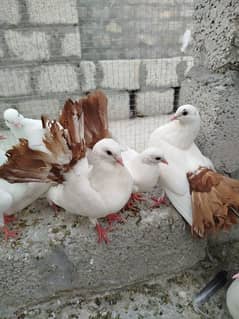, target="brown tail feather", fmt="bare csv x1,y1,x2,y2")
82,90,111,148
58,98,86,164
188,168,239,237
